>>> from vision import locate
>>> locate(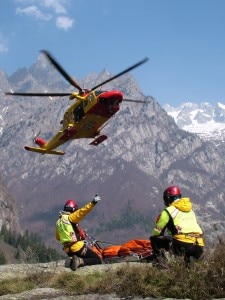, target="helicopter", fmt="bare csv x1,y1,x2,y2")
5,50,149,155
